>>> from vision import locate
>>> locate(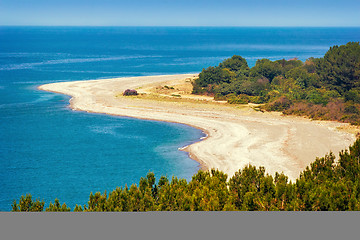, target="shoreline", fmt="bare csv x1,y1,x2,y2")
38,74,357,181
